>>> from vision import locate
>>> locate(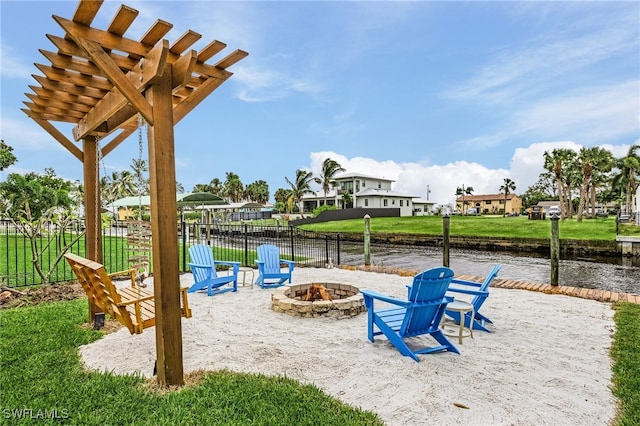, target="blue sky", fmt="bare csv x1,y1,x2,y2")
1,1,638,205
